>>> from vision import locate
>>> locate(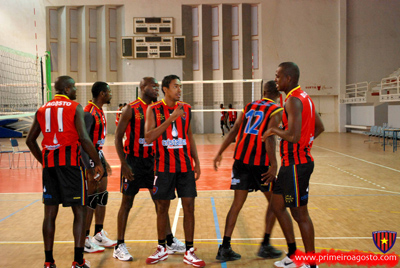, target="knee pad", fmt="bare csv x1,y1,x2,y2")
97,191,108,206
88,193,98,210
